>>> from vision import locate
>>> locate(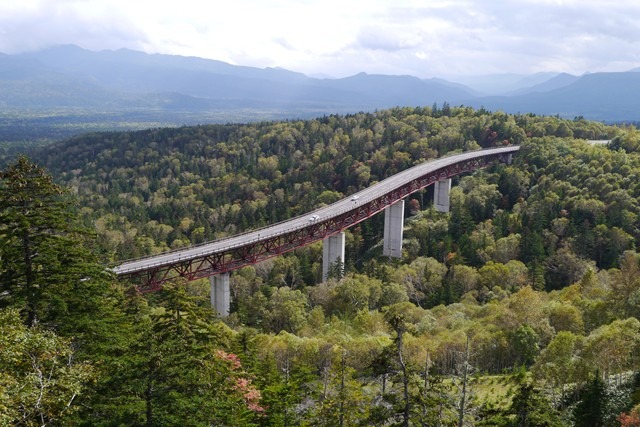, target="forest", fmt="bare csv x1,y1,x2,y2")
3,105,640,426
